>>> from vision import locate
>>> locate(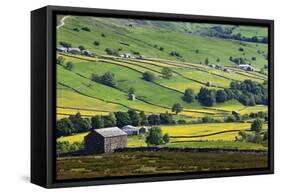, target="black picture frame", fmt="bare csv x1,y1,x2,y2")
31,5,274,188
